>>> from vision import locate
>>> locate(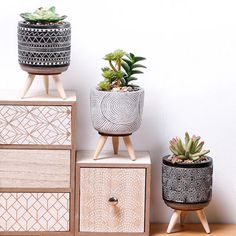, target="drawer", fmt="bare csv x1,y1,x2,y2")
0,105,71,145
79,168,146,233
0,192,70,231
0,149,70,188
